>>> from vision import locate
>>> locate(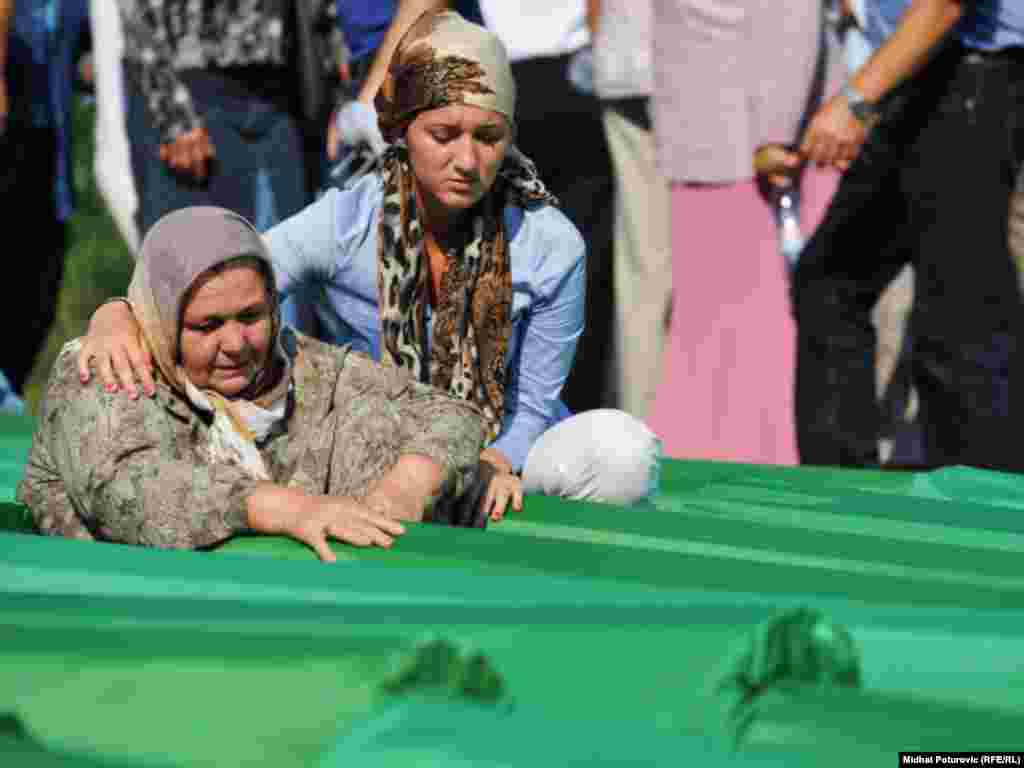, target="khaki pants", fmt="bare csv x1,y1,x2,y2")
603,109,672,419
1008,187,1024,296
872,265,915,402
872,265,915,464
